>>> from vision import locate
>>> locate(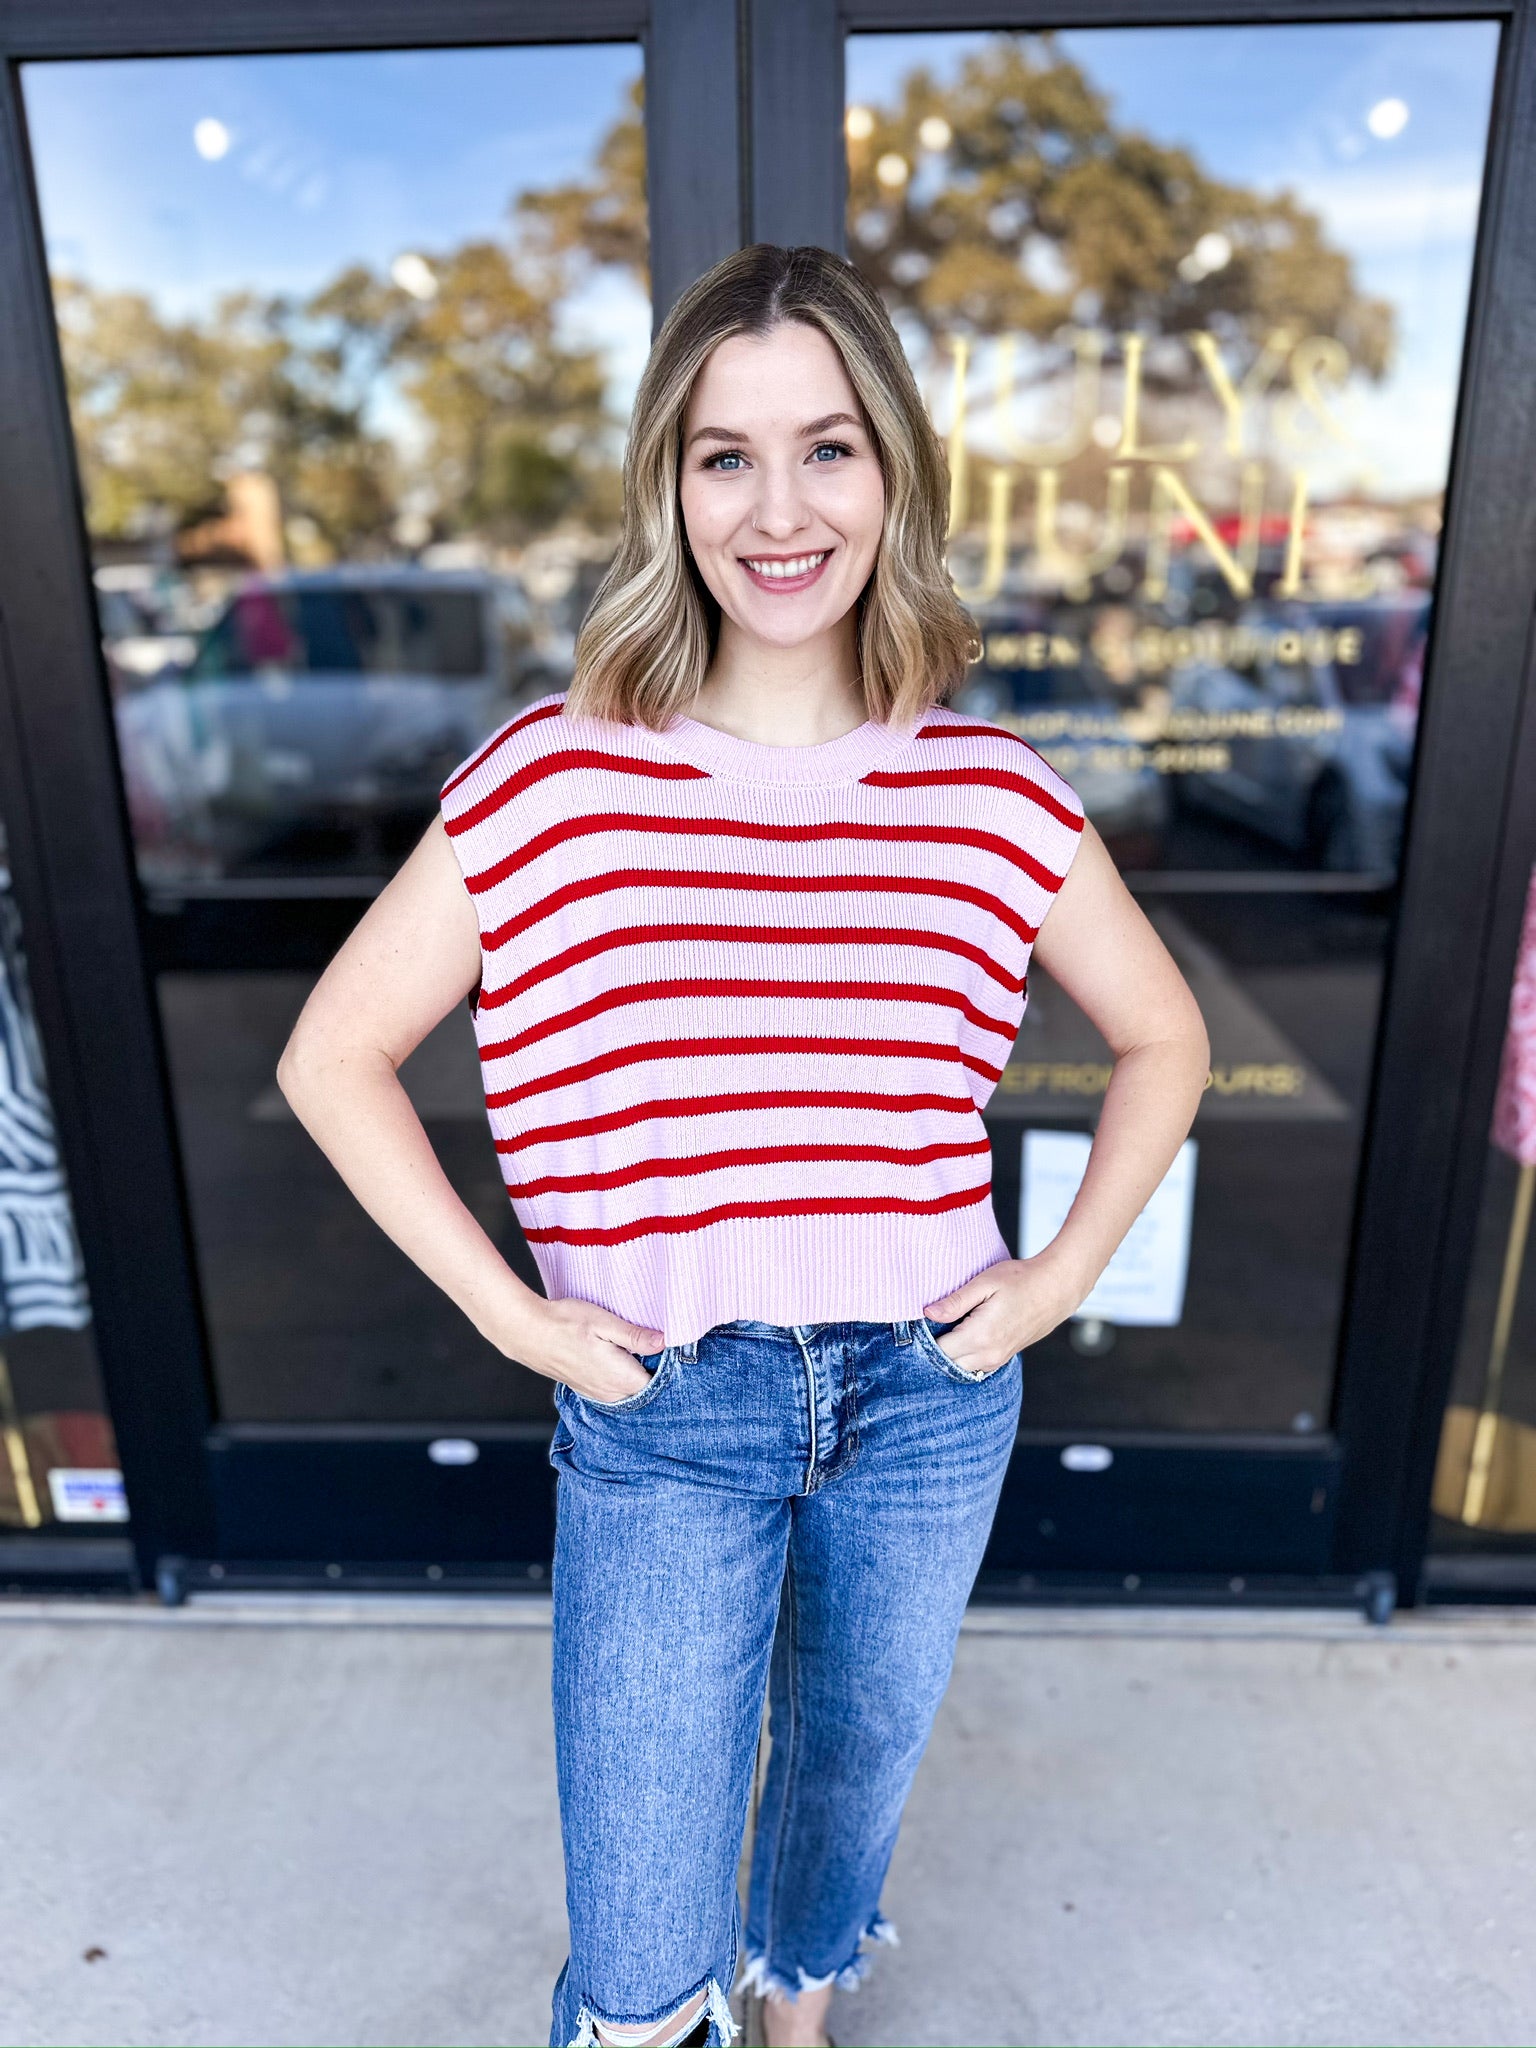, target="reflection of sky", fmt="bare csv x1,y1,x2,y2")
19,31,1500,501
848,24,1500,497
22,45,653,445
